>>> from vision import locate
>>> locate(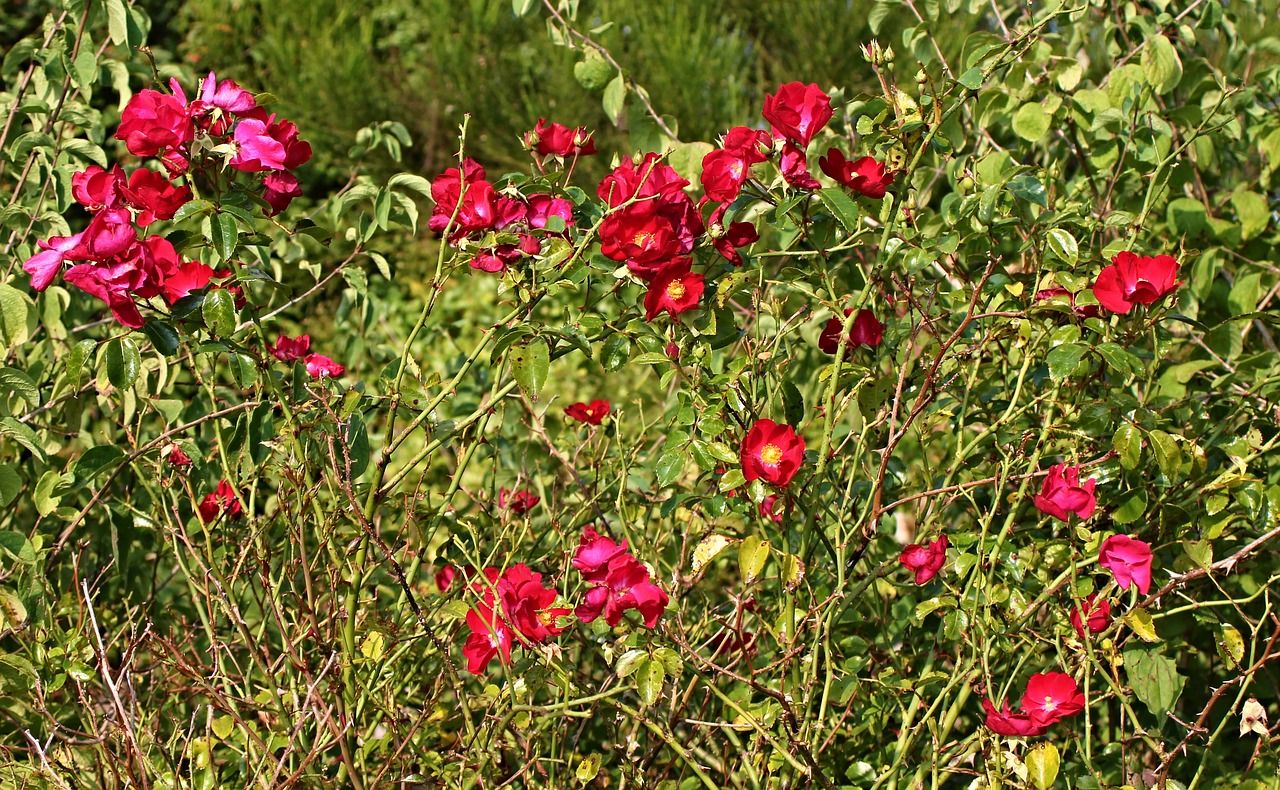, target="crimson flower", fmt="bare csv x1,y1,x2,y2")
818,150,896,198
1021,672,1086,728
230,116,312,172
23,233,83,292
71,165,126,211
526,194,574,230
597,152,688,208
762,82,833,147
982,699,1047,737
272,334,311,362
428,158,498,240
120,168,193,226
162,262,226,305
759,495,785,524
262,171,302,216
198,480,243,524
572,526,629,582
644,259,705,321
566,400,611,425
1070,594,1112,639
1092,251,1182,314
115,89,194,159
527,118,596,157
740,419,806,487
1032,463,1097,522
499,488,540,515
819,308,884,355
575,555,669,628
708,203,759,265
304,353,344,379
462,600,515,674
165,443,192,468
779,142,820,189
899,535,948,585
1098,534,1154,594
